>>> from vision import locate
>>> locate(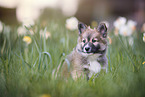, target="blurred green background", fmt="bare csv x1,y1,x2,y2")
0,0,145,97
